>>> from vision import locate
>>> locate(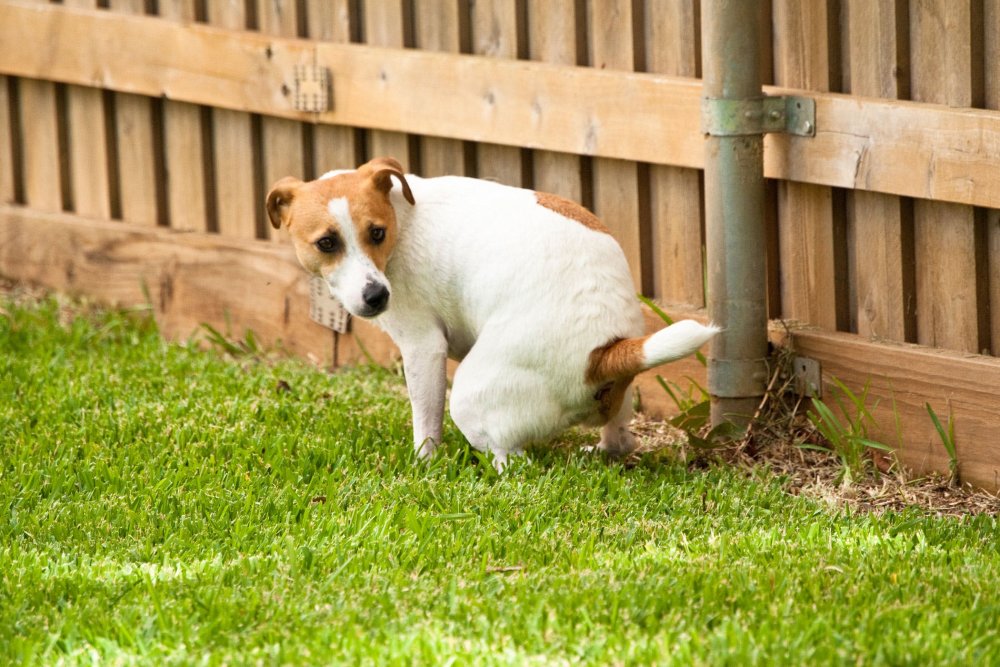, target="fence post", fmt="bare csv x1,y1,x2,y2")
701,0,770,427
